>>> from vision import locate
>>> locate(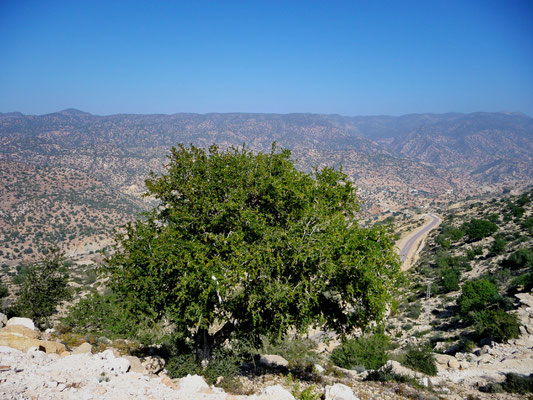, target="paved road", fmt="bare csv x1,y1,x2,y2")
398,213,441,270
